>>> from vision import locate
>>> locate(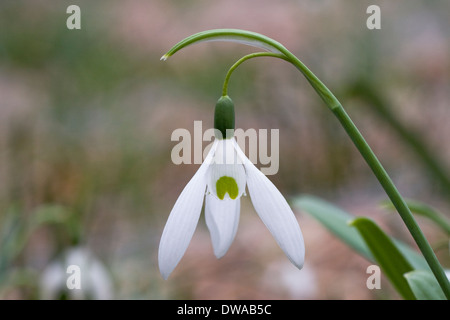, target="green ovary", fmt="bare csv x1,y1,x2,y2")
216,176,239,200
